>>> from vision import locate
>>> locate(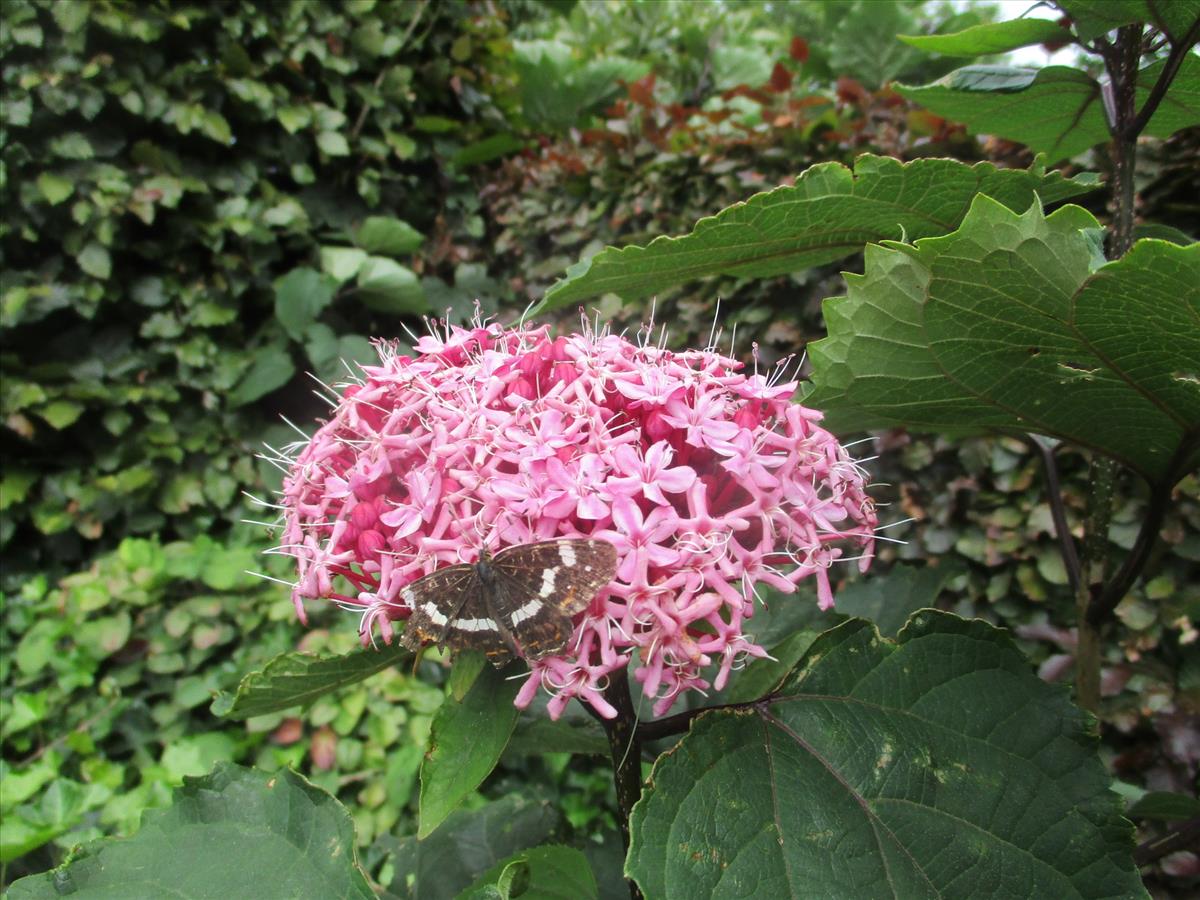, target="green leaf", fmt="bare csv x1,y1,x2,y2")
78,242,112,280
6,764,373,900
898,55,1200,164
1056,0,1200,42
832,563,963,637
226,345,295,407
448,650,488,700
37,400,85,430
355,256,428,313
1127,790,1200,821
201,110,232,144
1133,222,1196,245
354,215,424,256
451,133,527,168
899,19,1075,57
212,642,410,719
51,1,90,32
317,131,351,156
535,155,1098,310
627,611,1146,899
36,173,74,205
379,796,559,900
505,715,609,757
274,267,338,342
319,246,369,283
413,115,459,133
460,845,598,900
419,665,522,838
807,198,1200,486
